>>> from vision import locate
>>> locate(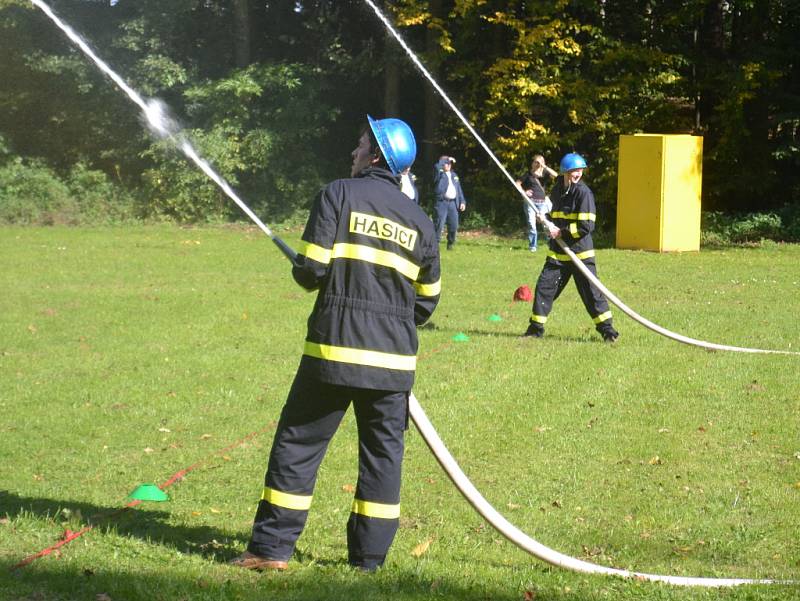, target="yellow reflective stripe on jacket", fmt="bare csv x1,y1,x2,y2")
301,242,333,264
547,249,596,262
351,498,401,519
593,311,612,324
262,486,313,511
304,342,416,371
331,243,420,281
569,222,579,237
301,242,422,281
551,211,596,221
414,279,441,297
530,314,547,324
